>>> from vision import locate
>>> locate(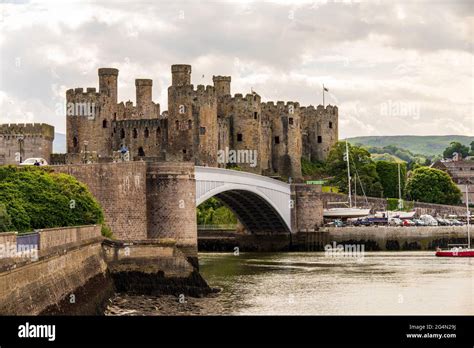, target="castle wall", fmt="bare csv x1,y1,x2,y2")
112,118,167,160
0,123,54,164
